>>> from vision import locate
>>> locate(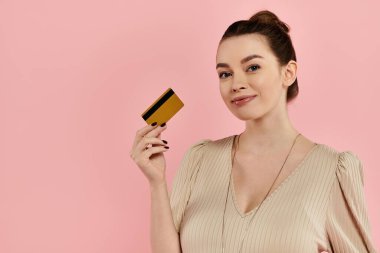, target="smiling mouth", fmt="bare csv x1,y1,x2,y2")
232,95,257,105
